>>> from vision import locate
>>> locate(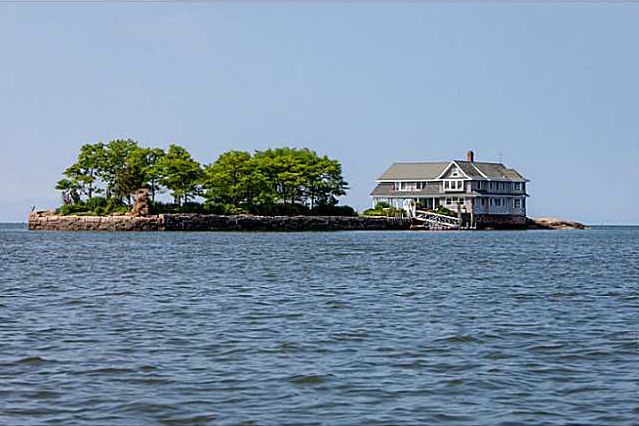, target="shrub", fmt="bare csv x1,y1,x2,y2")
56,203,90,215
224,205,249,215
85,196,107,211
434,205,455,217
362,208,385,216
104,200,128,215
252,203,310,217
363,202,404,217
310,204,357,217
149,201,219,215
